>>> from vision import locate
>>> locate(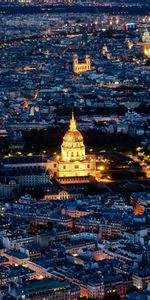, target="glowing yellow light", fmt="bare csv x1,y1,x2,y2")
136,147,143,152
99,165,105,171
16,152,22,155
27,153,32,156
